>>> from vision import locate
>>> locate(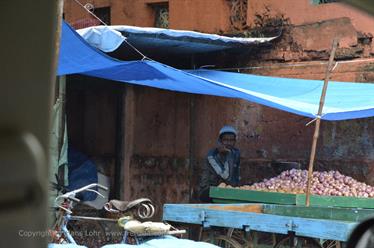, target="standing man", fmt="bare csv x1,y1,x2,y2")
198,125,240,202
